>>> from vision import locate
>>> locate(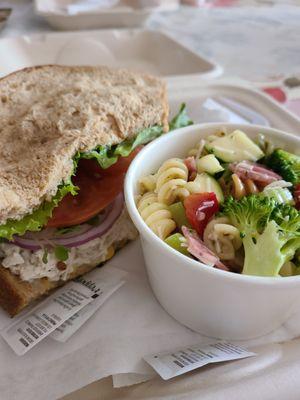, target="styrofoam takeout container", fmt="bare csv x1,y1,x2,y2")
125,123,300,340
0,29,222,85
34,0,179,30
